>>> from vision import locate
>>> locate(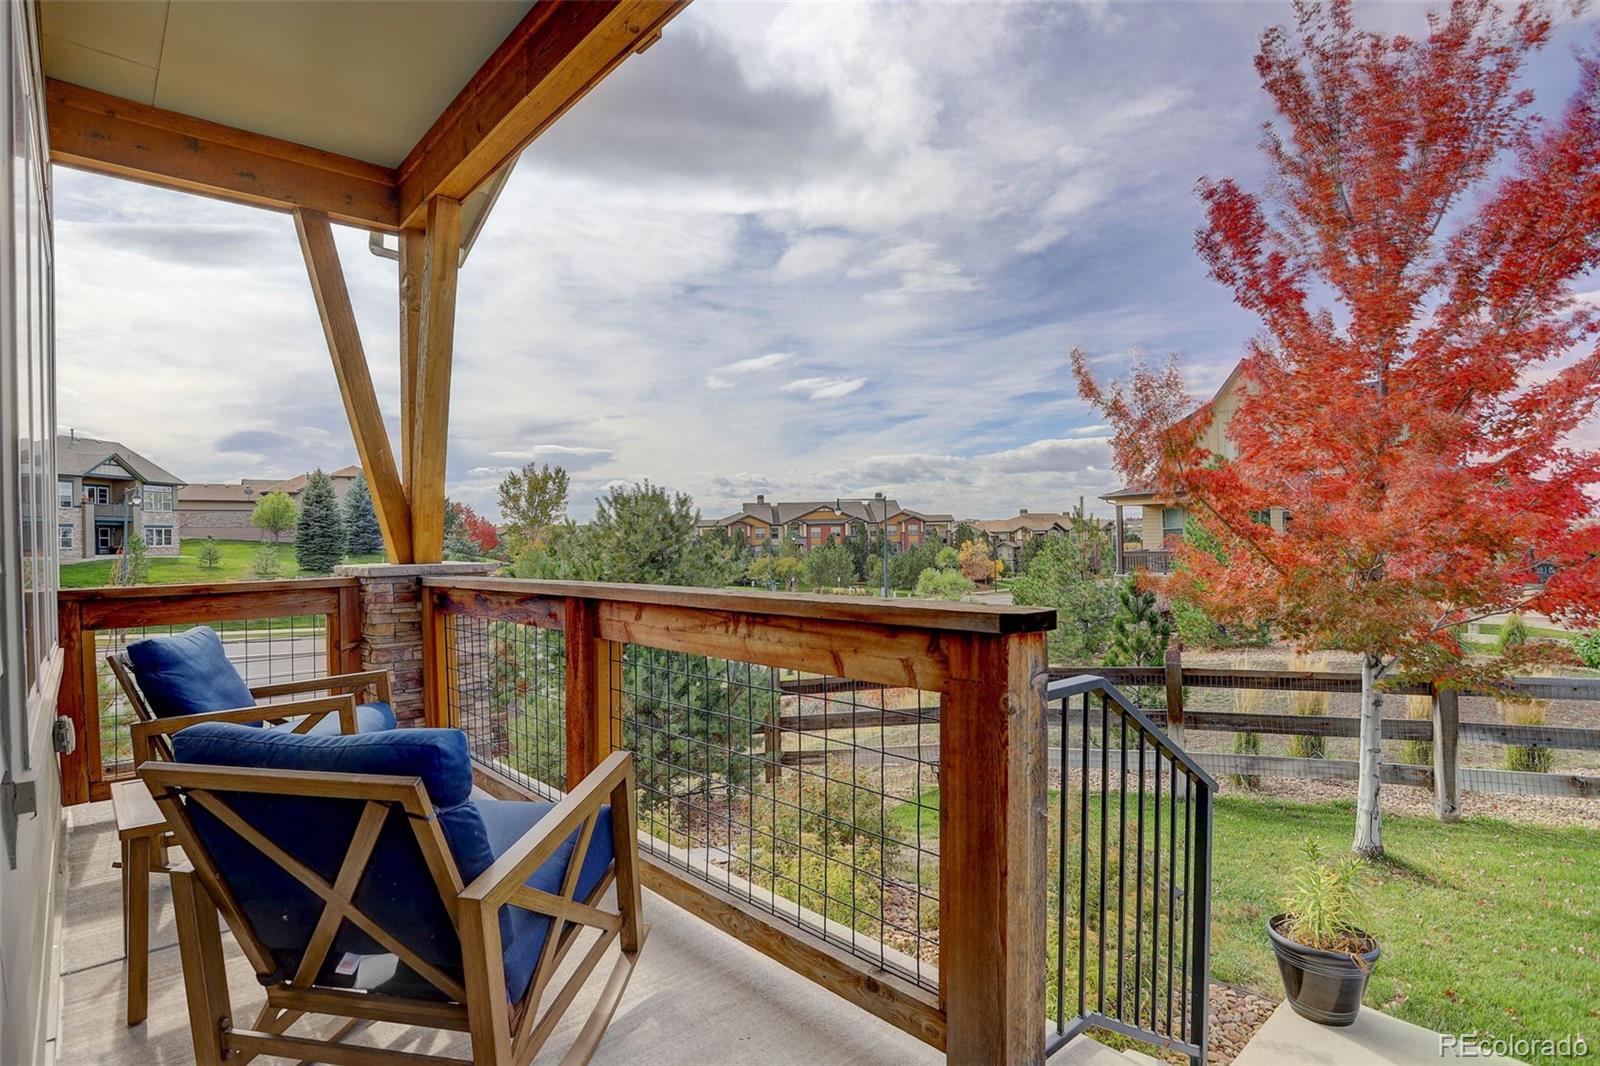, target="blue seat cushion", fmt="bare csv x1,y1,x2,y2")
477,798,615,1003
171,724,614,1003
126,626,255,718
289,700,397,735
